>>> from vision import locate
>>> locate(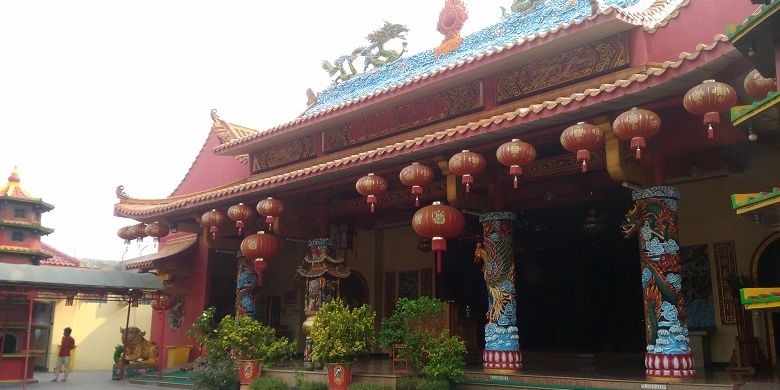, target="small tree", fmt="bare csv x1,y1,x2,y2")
310,299,376,364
